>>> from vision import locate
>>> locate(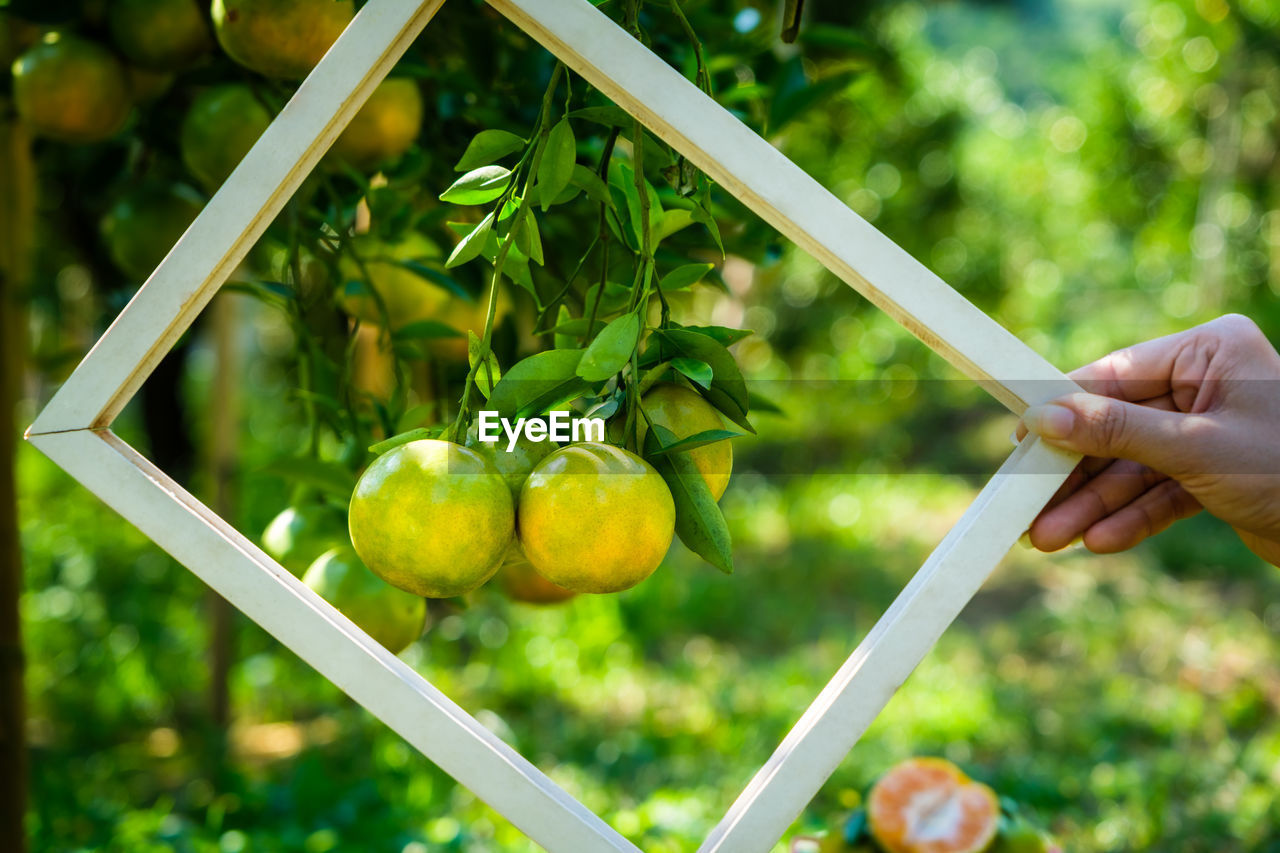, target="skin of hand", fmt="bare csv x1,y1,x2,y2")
1017,314,1280,568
